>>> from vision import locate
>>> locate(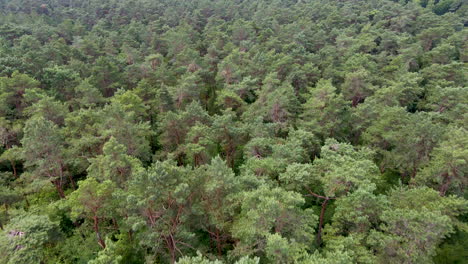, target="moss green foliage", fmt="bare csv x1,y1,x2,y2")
0,0,466,263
